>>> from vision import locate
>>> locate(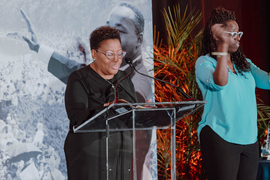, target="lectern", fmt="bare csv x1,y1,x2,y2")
73,100,206,180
